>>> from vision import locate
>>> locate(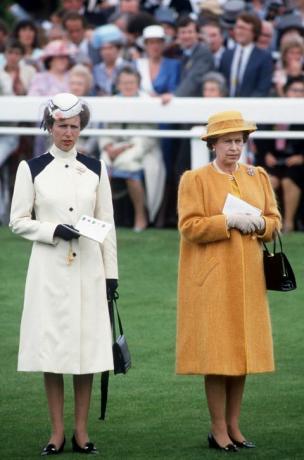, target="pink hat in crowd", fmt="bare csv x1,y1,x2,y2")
41,39,77,61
